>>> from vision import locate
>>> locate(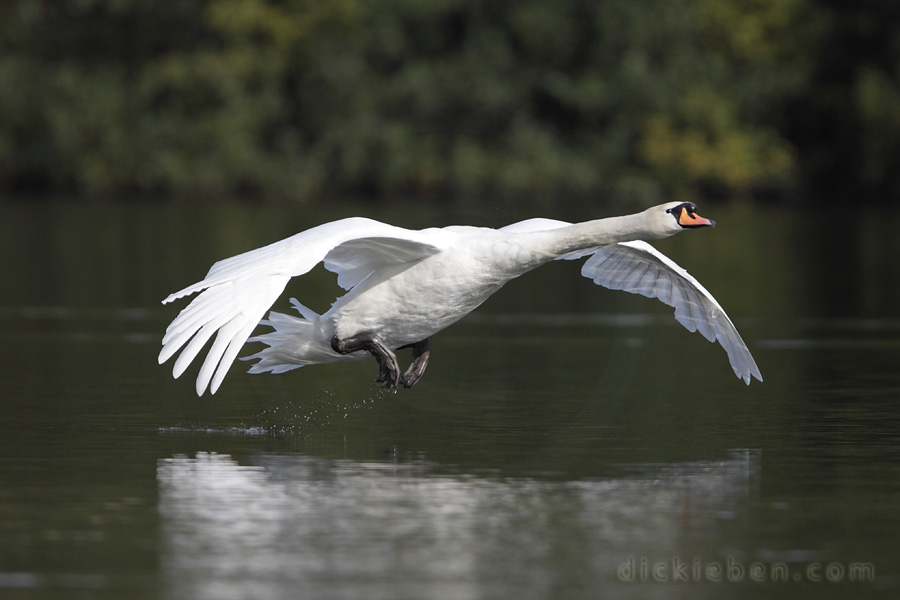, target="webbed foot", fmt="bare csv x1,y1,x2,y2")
398,337,431,388
331,334,401,389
